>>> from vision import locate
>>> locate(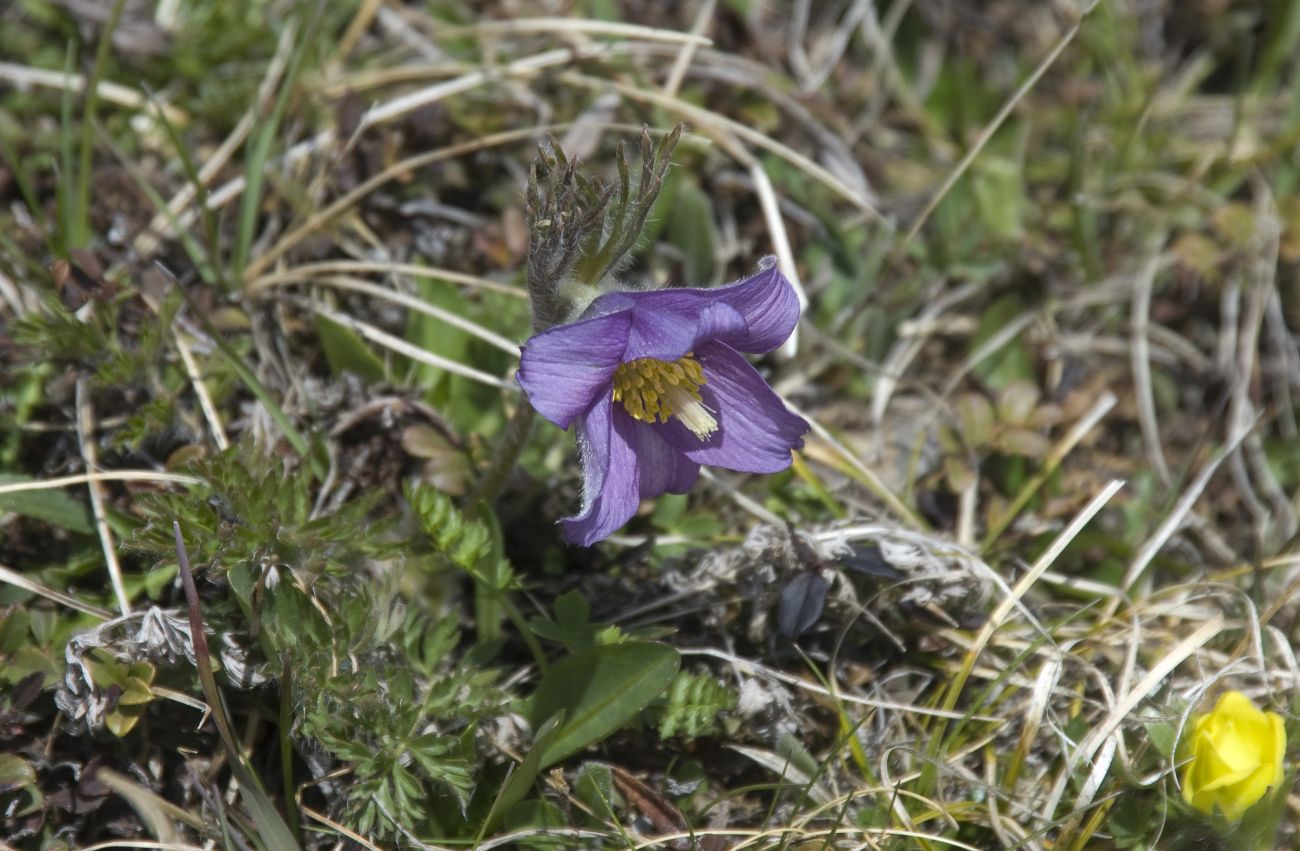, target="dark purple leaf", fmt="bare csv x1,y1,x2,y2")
778,571,829,638
839,545,902,580
8,672,45,712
